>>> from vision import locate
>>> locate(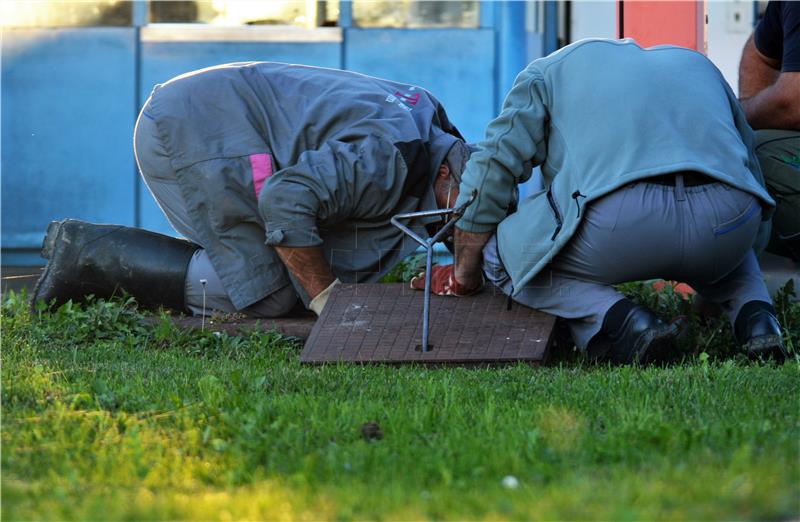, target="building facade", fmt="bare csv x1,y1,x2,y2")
1,1,756,264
